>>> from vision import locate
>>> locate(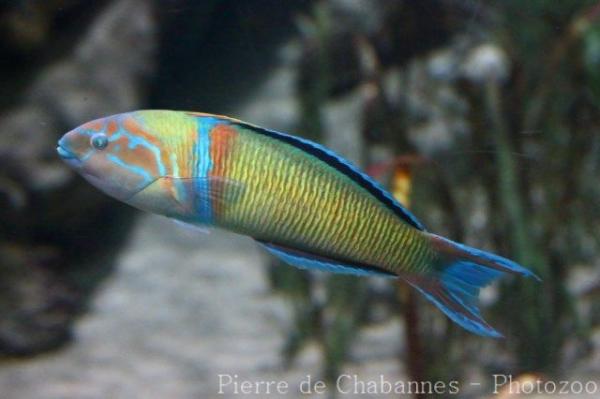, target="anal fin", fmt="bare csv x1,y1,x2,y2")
257,241,396,278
